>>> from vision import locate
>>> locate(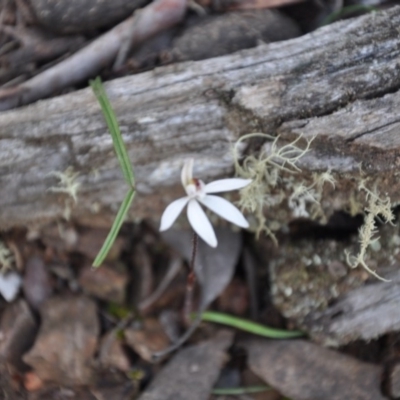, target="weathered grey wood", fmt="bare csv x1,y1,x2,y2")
1,7,400,229
268,216,400,345
304,268,400,346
